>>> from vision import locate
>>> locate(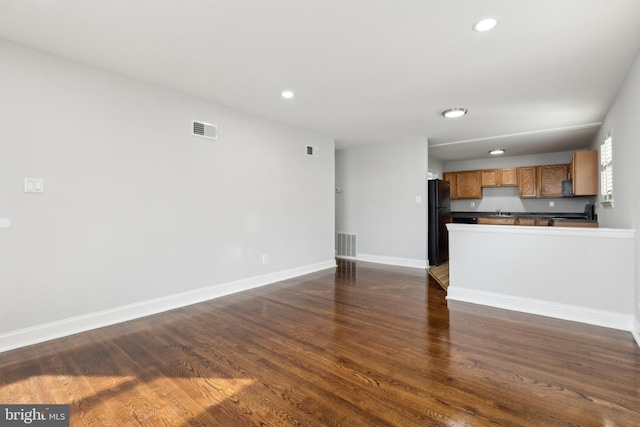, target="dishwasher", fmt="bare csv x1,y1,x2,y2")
452,216,478,224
